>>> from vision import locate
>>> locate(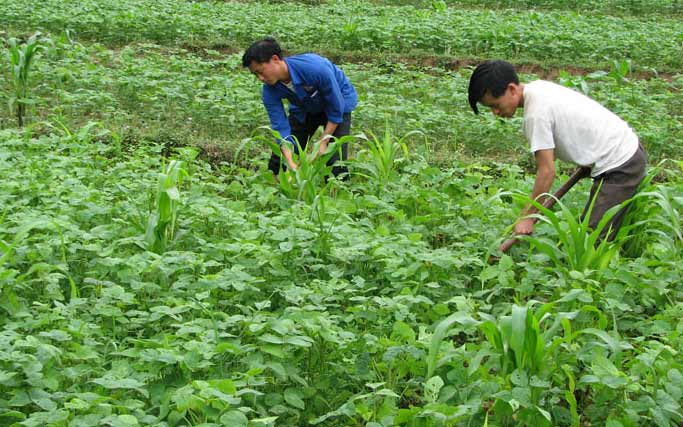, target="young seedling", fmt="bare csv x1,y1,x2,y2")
5,32,45,127
489,167,590,264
